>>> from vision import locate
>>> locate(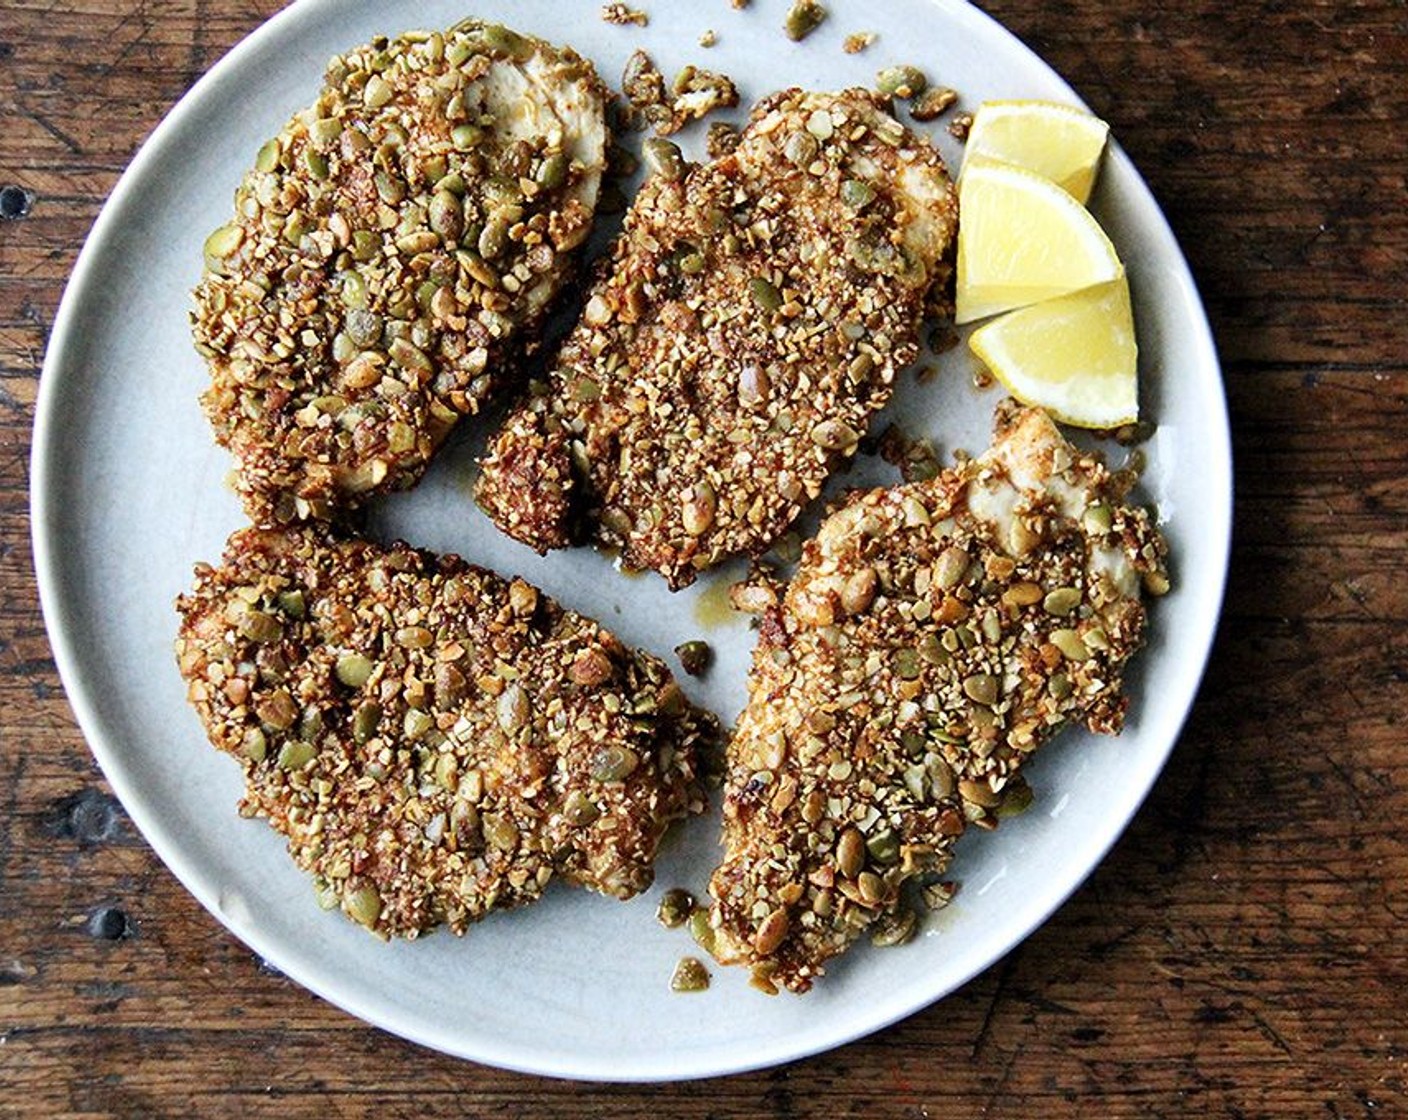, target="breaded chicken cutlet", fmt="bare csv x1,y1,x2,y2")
175,526,715,938
192,23,607,525
705,403,1169,992
477,88,958,588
